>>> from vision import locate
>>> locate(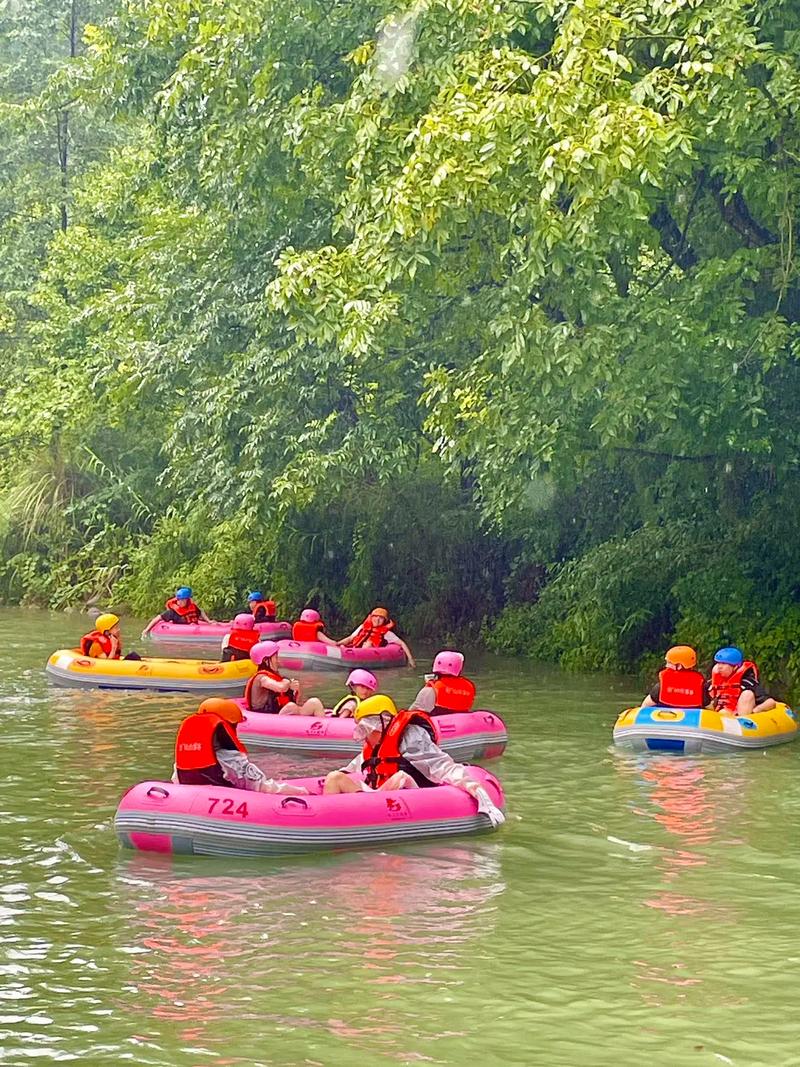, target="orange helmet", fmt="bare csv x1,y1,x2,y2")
665,645,697,669
370,606,390,620
197,698,243,724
